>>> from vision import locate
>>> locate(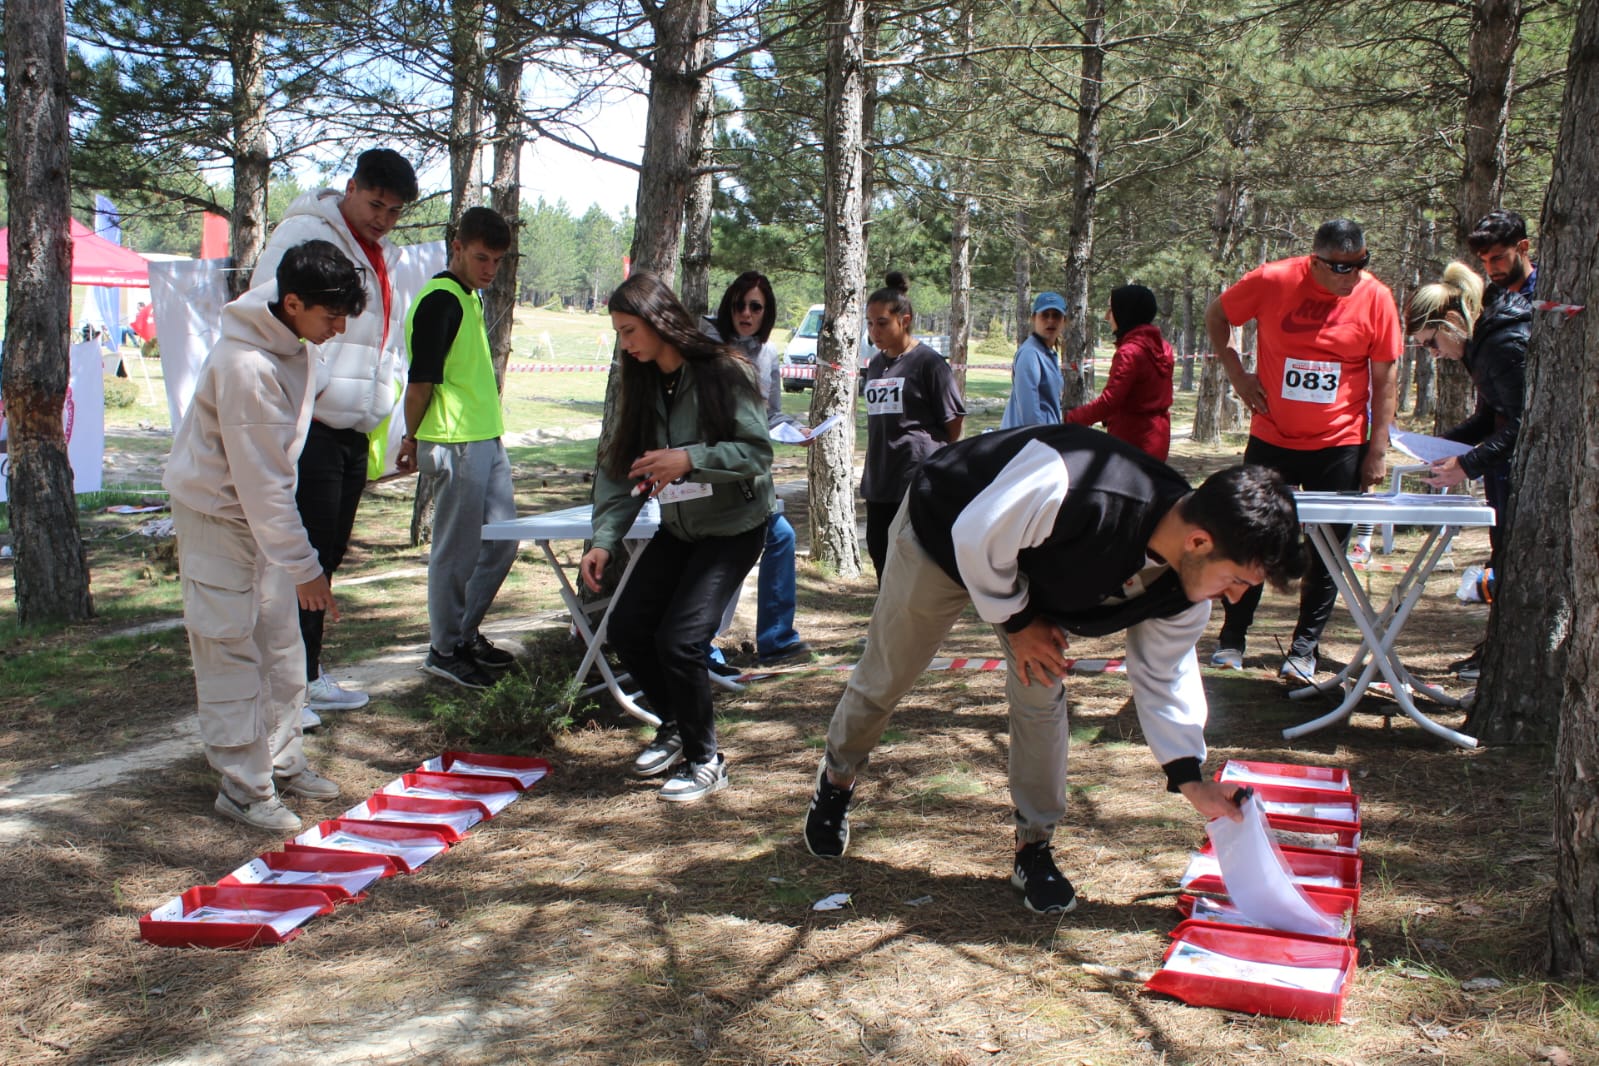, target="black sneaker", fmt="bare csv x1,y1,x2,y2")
462,635,514,671
1011,841,1078,914
707,658,742,680
632,725,684,777
422,647,493,690
658,753,729,803
758,641,814,666
804,760,854,858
